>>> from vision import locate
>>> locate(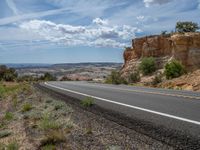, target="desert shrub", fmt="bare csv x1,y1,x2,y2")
6,141,19,150
105,71,127,85
22,103,32,112
164,60,185,79
0,130,11,138
139,57,156,75
81,97,94,107
41,144,56,150
4,112,14,121
0,123,5,129
176,21,199,33
17,75,37,82
45,99,52,103
40,73,56,81
152,73,163,86
128,70,140,83
41,130,65,146
54,103,64,110
39,114,61,130
0,65,18,82
64,120,74,129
